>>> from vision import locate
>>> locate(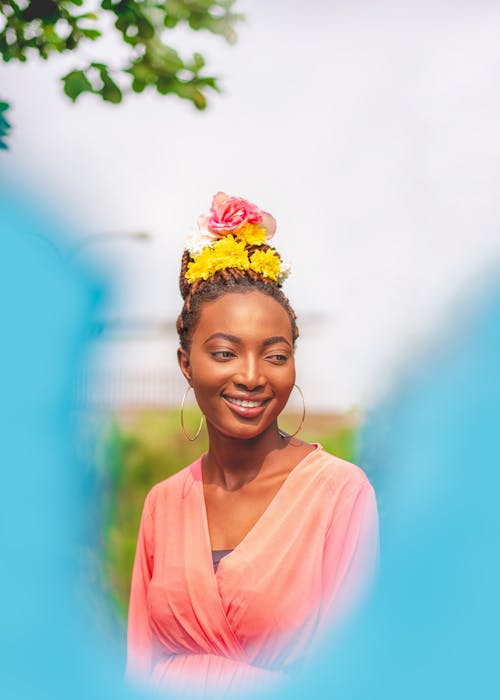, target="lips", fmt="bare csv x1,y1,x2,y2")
224,396,269,408
222,393,271,418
